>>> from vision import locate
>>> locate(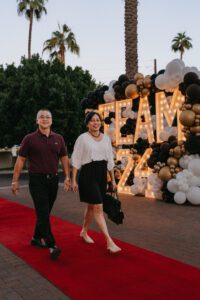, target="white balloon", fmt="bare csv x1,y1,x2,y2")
131,185,138,195
179,183,189,192
148,173,158,185
179,156,189,169
159,131,169,141
171,59,185,68
128,111,135,119
167,179,179,193
174,191,187,205
103,91,115,103
188,175,200,187
122,107,132,118
108,80,116,91
155,74,167,90
188,159,200,177
166,60,183,76
186,187,200,205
